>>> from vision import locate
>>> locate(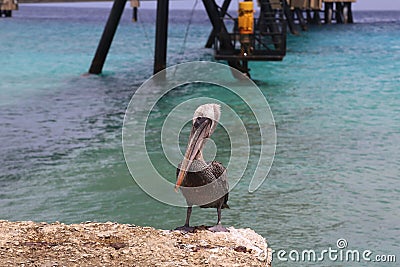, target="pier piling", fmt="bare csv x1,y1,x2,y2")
89,0,126,75
335,2,343,23
153,0,169,74
283,1,298,35
324,2,333,24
